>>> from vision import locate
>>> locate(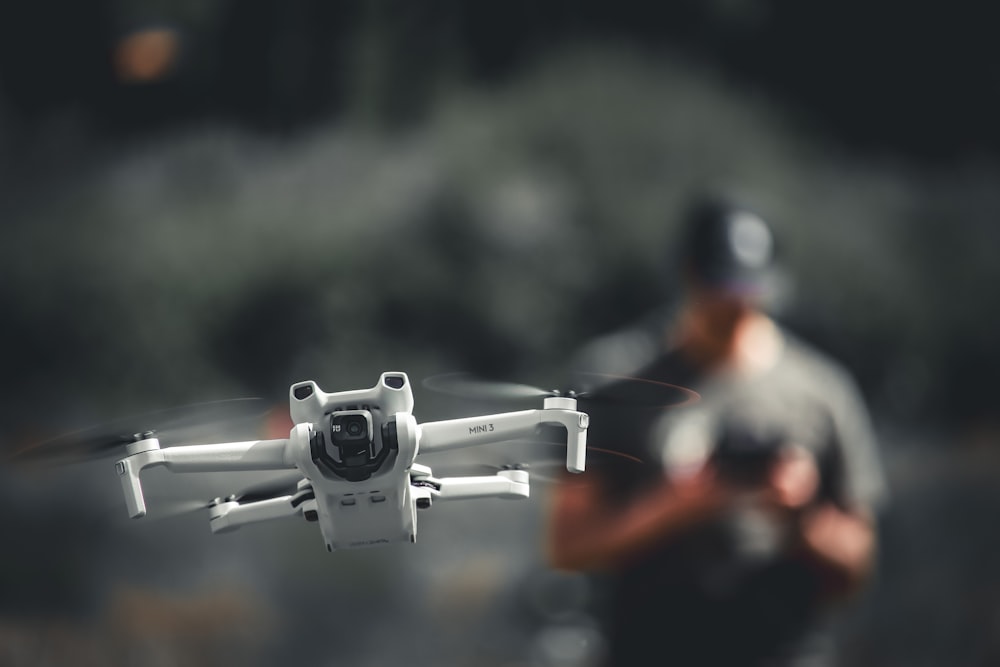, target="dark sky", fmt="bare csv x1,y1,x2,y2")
1,0,998,159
